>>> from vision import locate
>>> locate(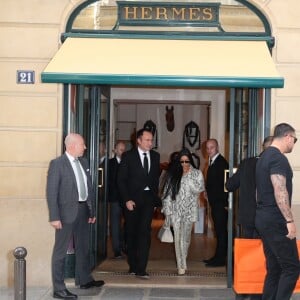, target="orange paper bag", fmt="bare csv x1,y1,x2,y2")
234,238,300,294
